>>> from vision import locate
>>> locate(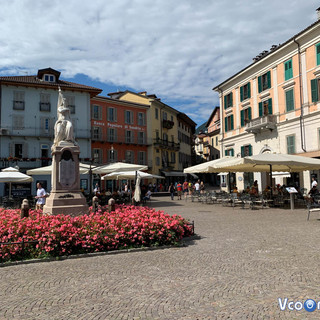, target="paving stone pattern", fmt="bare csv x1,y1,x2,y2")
1,197,320,319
